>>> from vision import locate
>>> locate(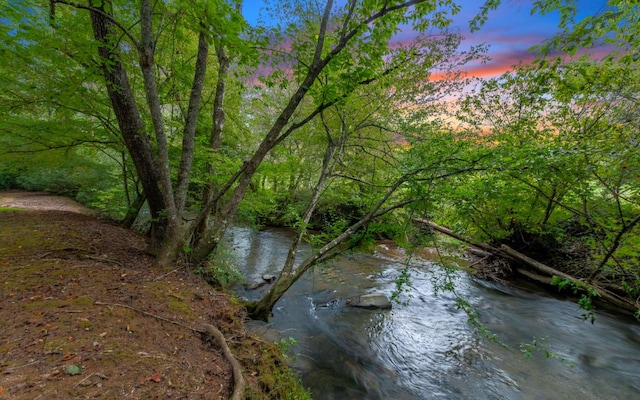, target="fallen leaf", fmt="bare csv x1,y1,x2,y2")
150,370,162,383
0,386,5,394
64,364,83,376
60,352,74,361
